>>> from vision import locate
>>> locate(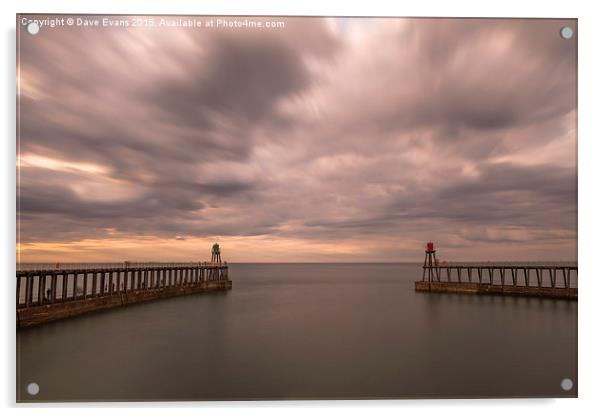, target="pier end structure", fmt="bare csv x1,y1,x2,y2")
211,242,222,264
415,242,577,300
